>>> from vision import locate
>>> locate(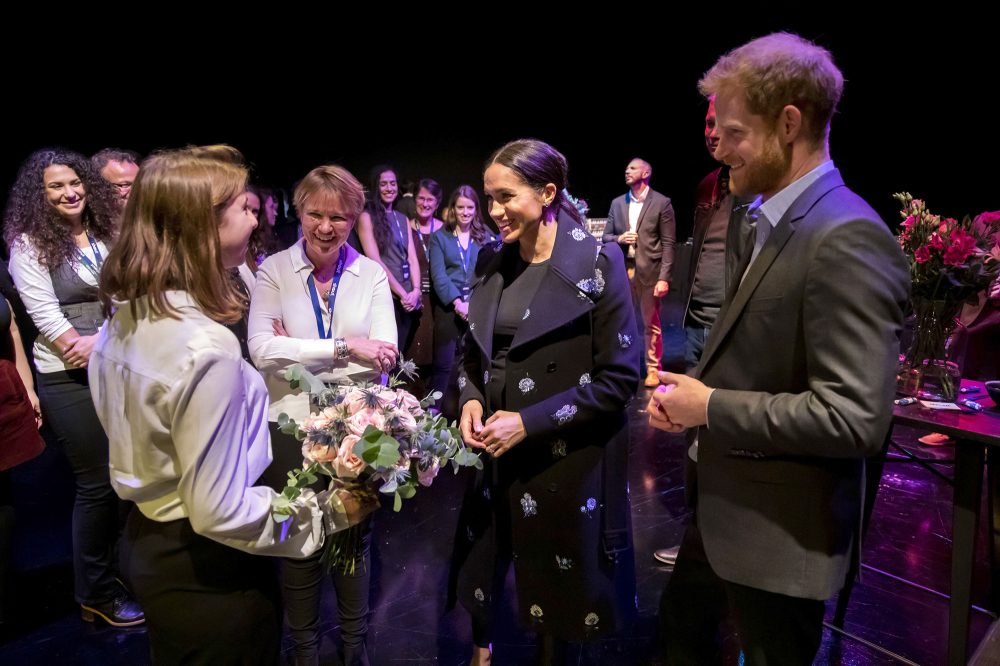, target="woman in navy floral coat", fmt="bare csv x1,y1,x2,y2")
451,139,640,664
